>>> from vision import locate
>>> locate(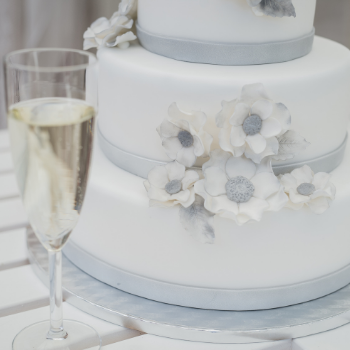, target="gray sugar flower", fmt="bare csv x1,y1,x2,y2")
279,165,336,214
157,103,213,168
144,161,199,208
